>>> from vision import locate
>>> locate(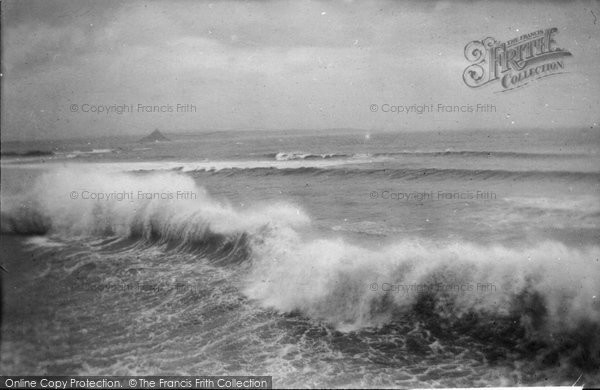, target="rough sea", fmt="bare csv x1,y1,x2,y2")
1,128,599,387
